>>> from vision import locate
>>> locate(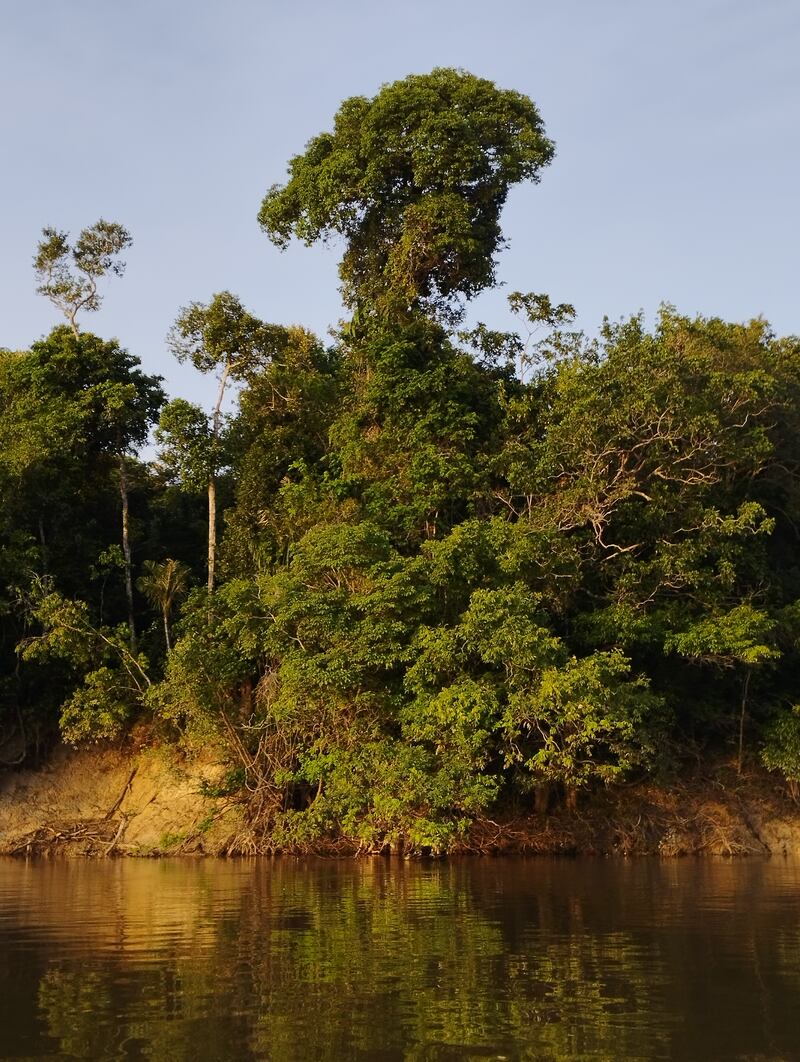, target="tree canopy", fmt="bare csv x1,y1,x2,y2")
34,220,133,335
259,68,554,321
3,69,800,850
